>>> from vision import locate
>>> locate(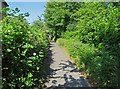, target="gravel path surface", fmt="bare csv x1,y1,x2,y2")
44,42,91,88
